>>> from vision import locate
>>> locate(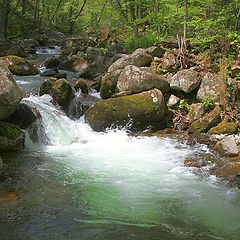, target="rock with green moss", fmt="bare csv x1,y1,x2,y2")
85,88,166,132
188,103,205,124
208,119,238,135
196,72,221,103
0,121,25,151
74,79,89,94
100,70,122,99
0,61,24,120
0,55,38,76
188,106,221,133
39,78,75,112
117,65,170,95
